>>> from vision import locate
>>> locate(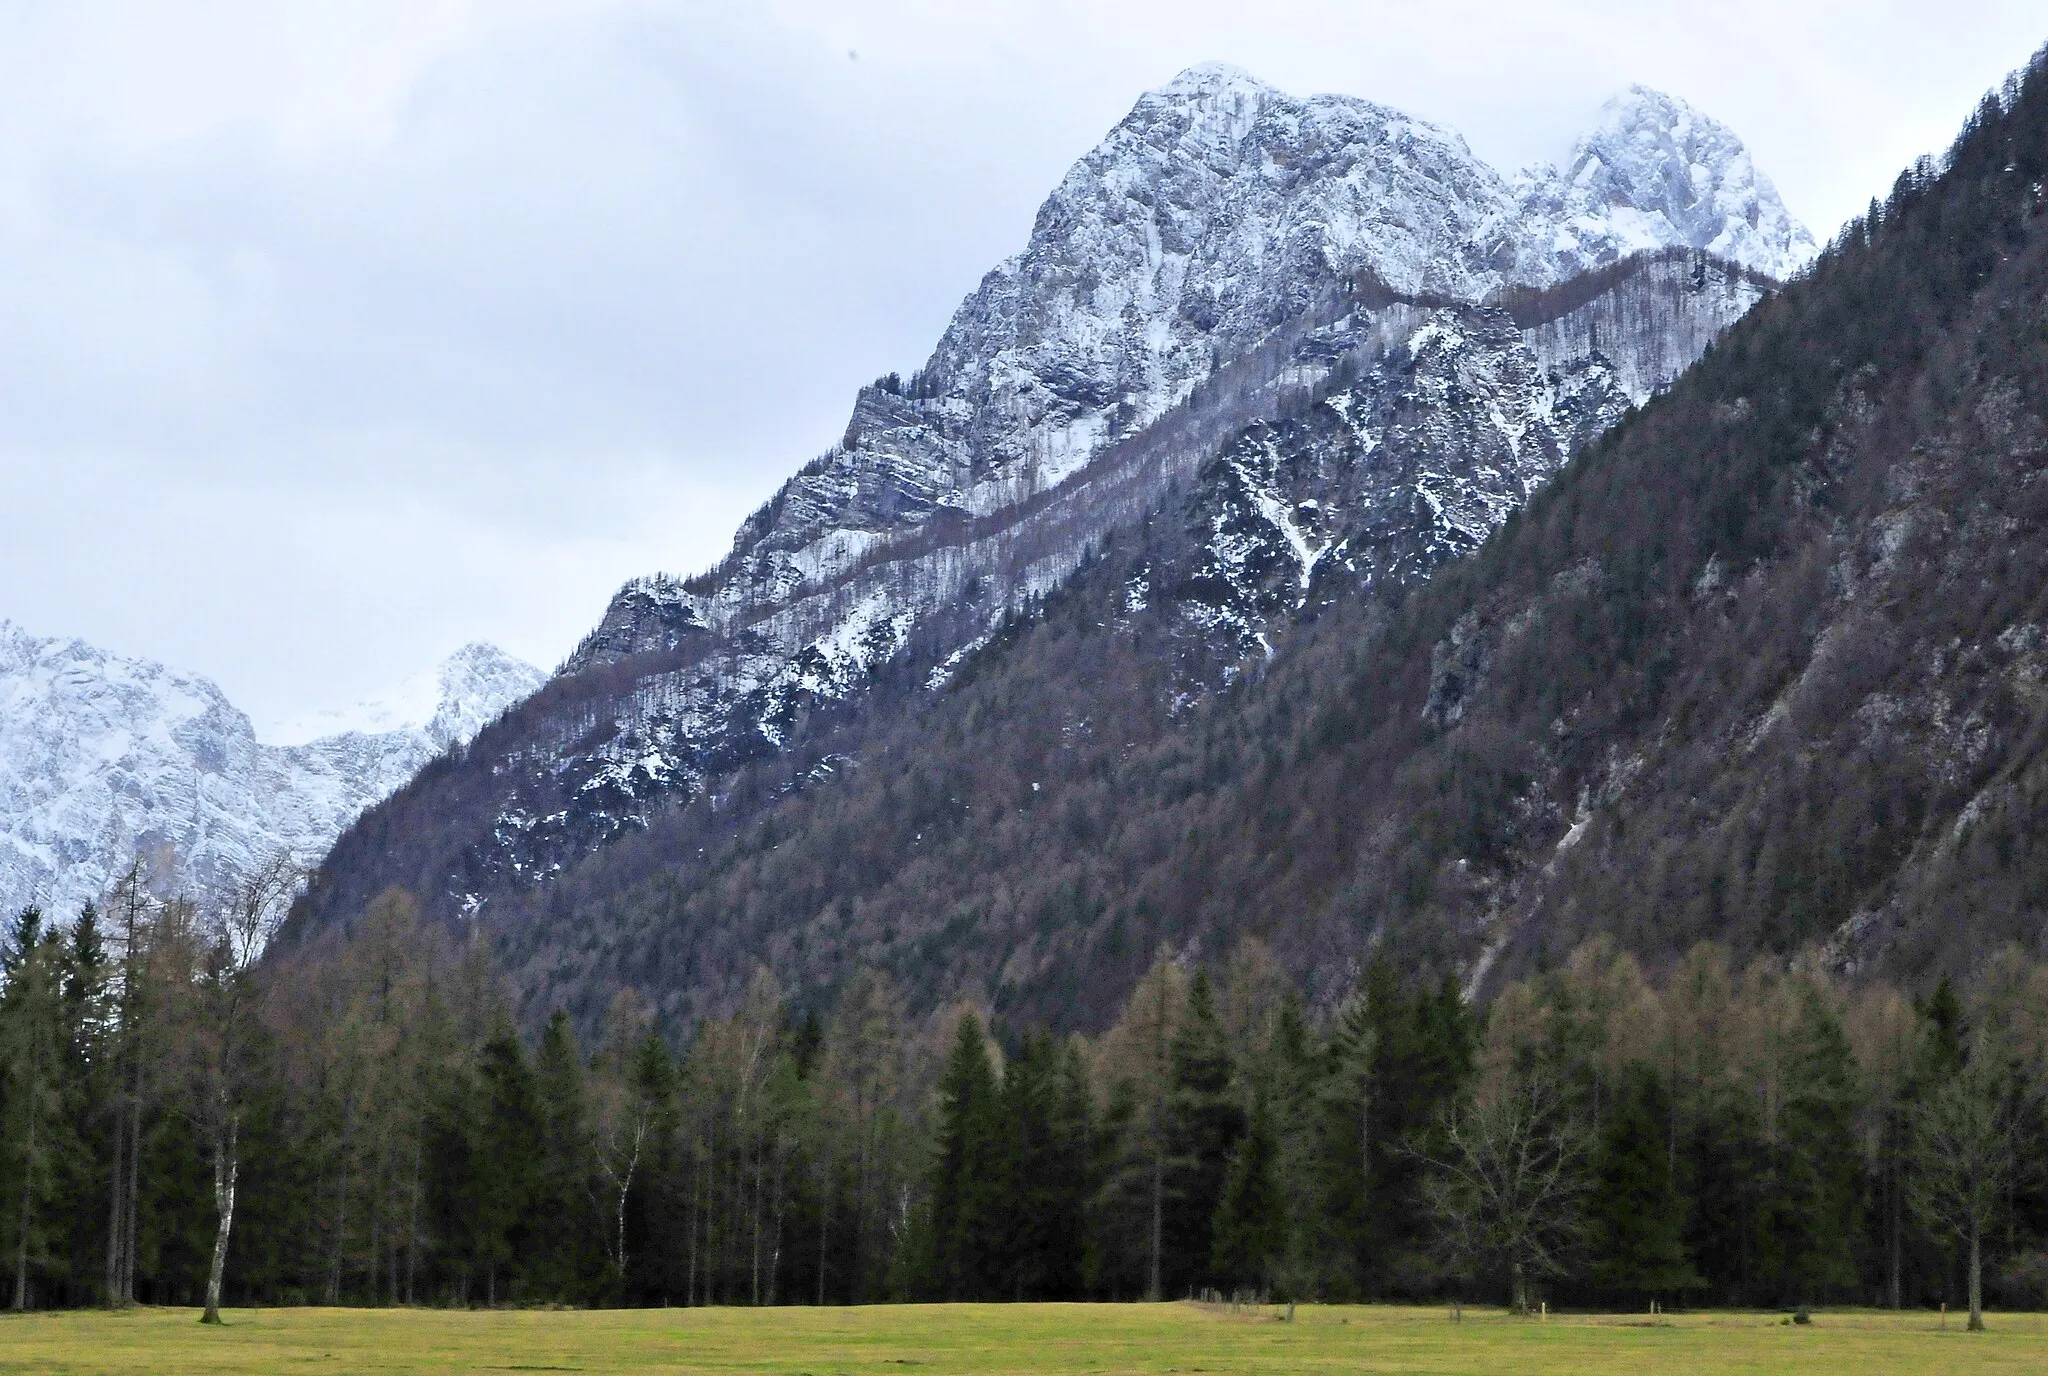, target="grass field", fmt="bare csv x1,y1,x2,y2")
3,1301,2045,1375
